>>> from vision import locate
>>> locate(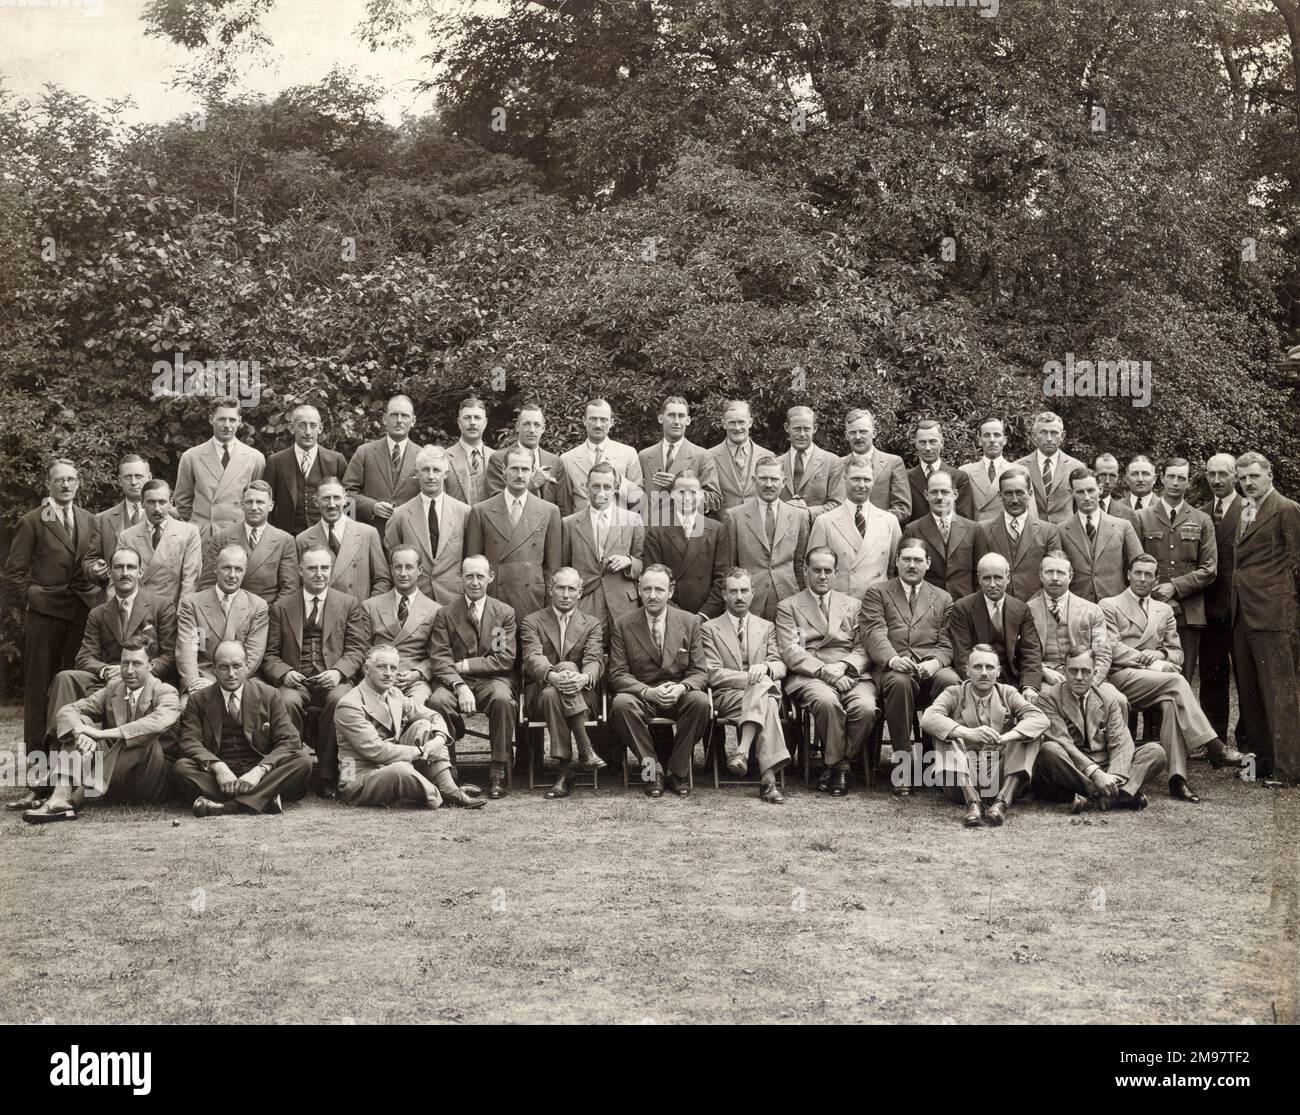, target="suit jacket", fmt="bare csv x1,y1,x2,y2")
725,498,808,621
361,589,440,681
1098,496,1138,525
775,588,870,675
54,674,181,746
297,519,392,601
702,612,787,687
1012,451,1086,524
382,494,468,604
1056,512,1143,603
556,440,644,516
174,438,266,540
117,517,203,607
858,579,955,670
77,591,177,681
644,518,727,618
973,515,1060,602
263,444,348,532
835,449,911,523
1026,590,1112,685
1134,502,1216,627
902,513,977,600
176,587,270,690
443,441,494,506
806,501,900,598
429,595,517,689
176,676,304,769
200,523,299,605
948,591,1043,691
1230,487,1300,633
334,682,449,777
1037,680,1136,781
1100,589,1182,671
561,507,644,630
706,440,772,515
85,500,151,594
342,437,423,526
3,504,102,618
637,439,721,517
485,442,562,503
920,681,1050,770
609,606,708,692
521,606,604,713
1197,494,1242,622
465,492,562,620
263,589,368,683
778,444,843,520
959,457,1018,520
906,462,974,523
